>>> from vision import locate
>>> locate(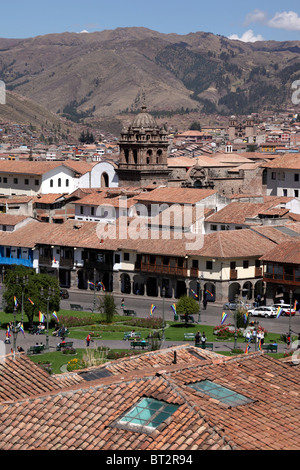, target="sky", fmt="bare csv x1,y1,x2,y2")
1,0,300,43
